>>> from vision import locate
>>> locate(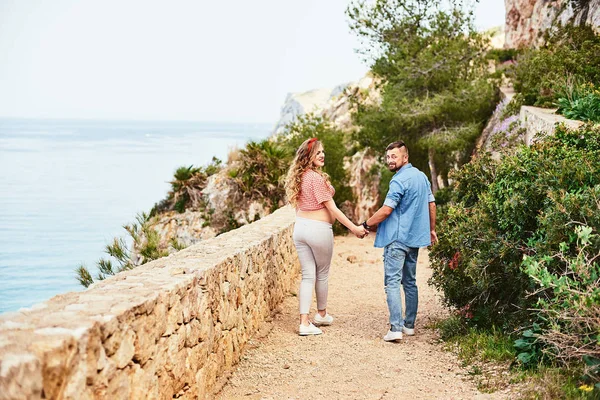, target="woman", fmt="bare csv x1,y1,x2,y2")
284,137,368,336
